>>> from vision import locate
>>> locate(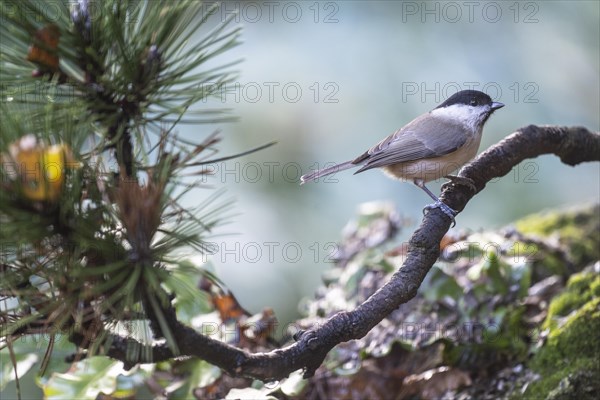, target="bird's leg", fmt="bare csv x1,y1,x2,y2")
441,175,477,193
413,179,457,226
